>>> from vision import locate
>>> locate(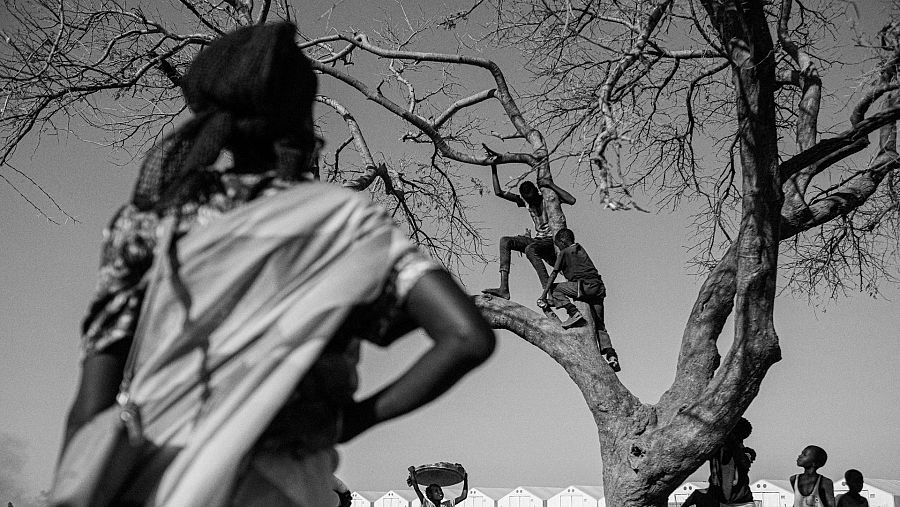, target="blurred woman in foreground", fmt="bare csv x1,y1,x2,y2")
58,22,494,506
